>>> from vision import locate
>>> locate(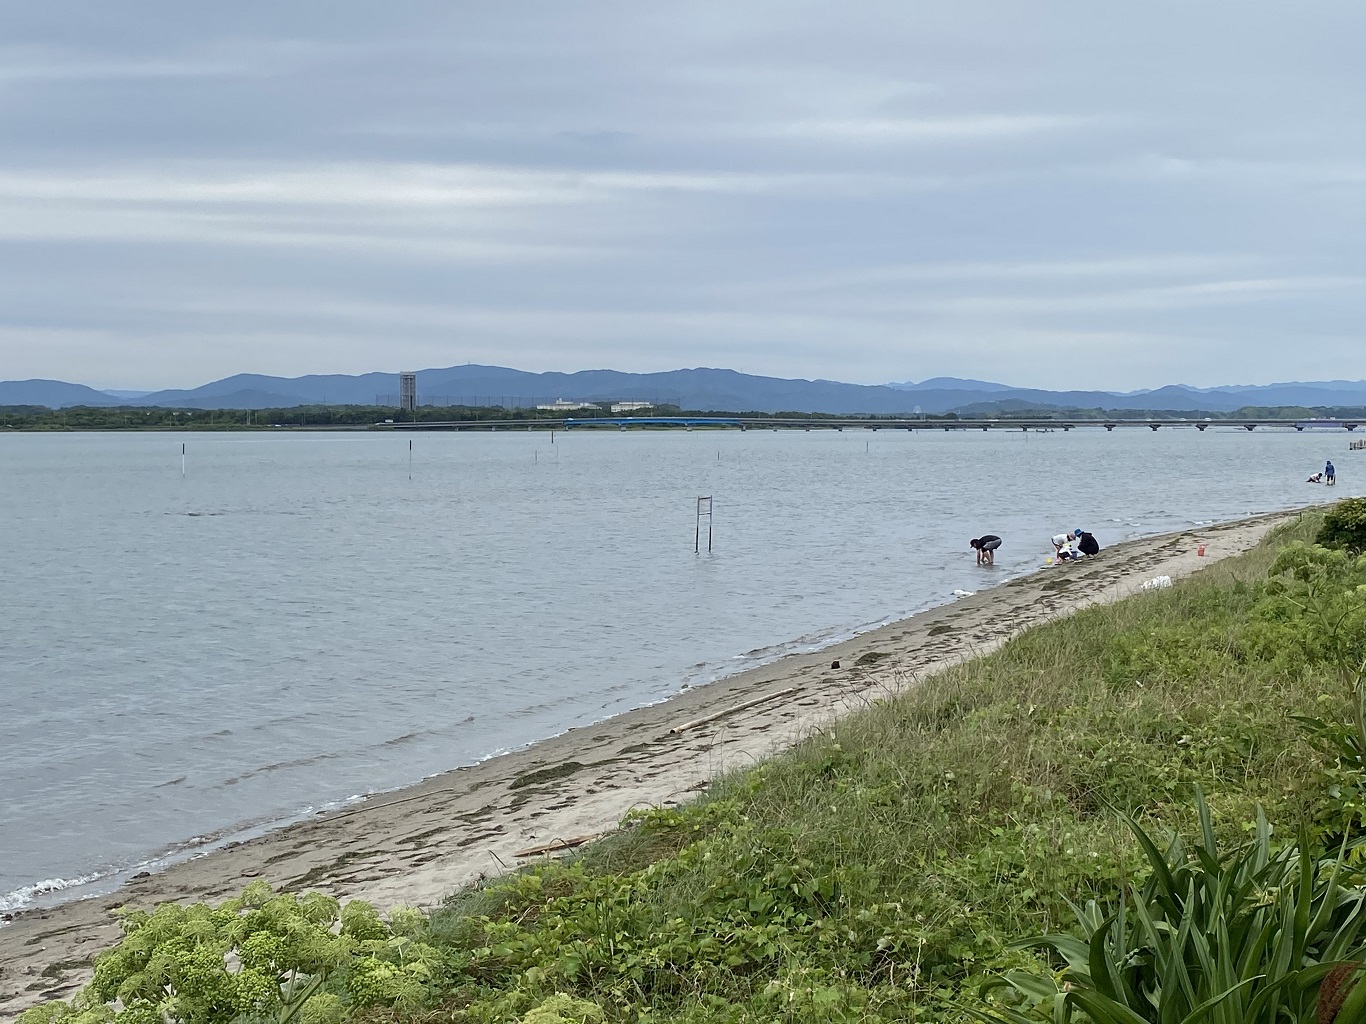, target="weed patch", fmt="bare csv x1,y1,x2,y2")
509,762,587,790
